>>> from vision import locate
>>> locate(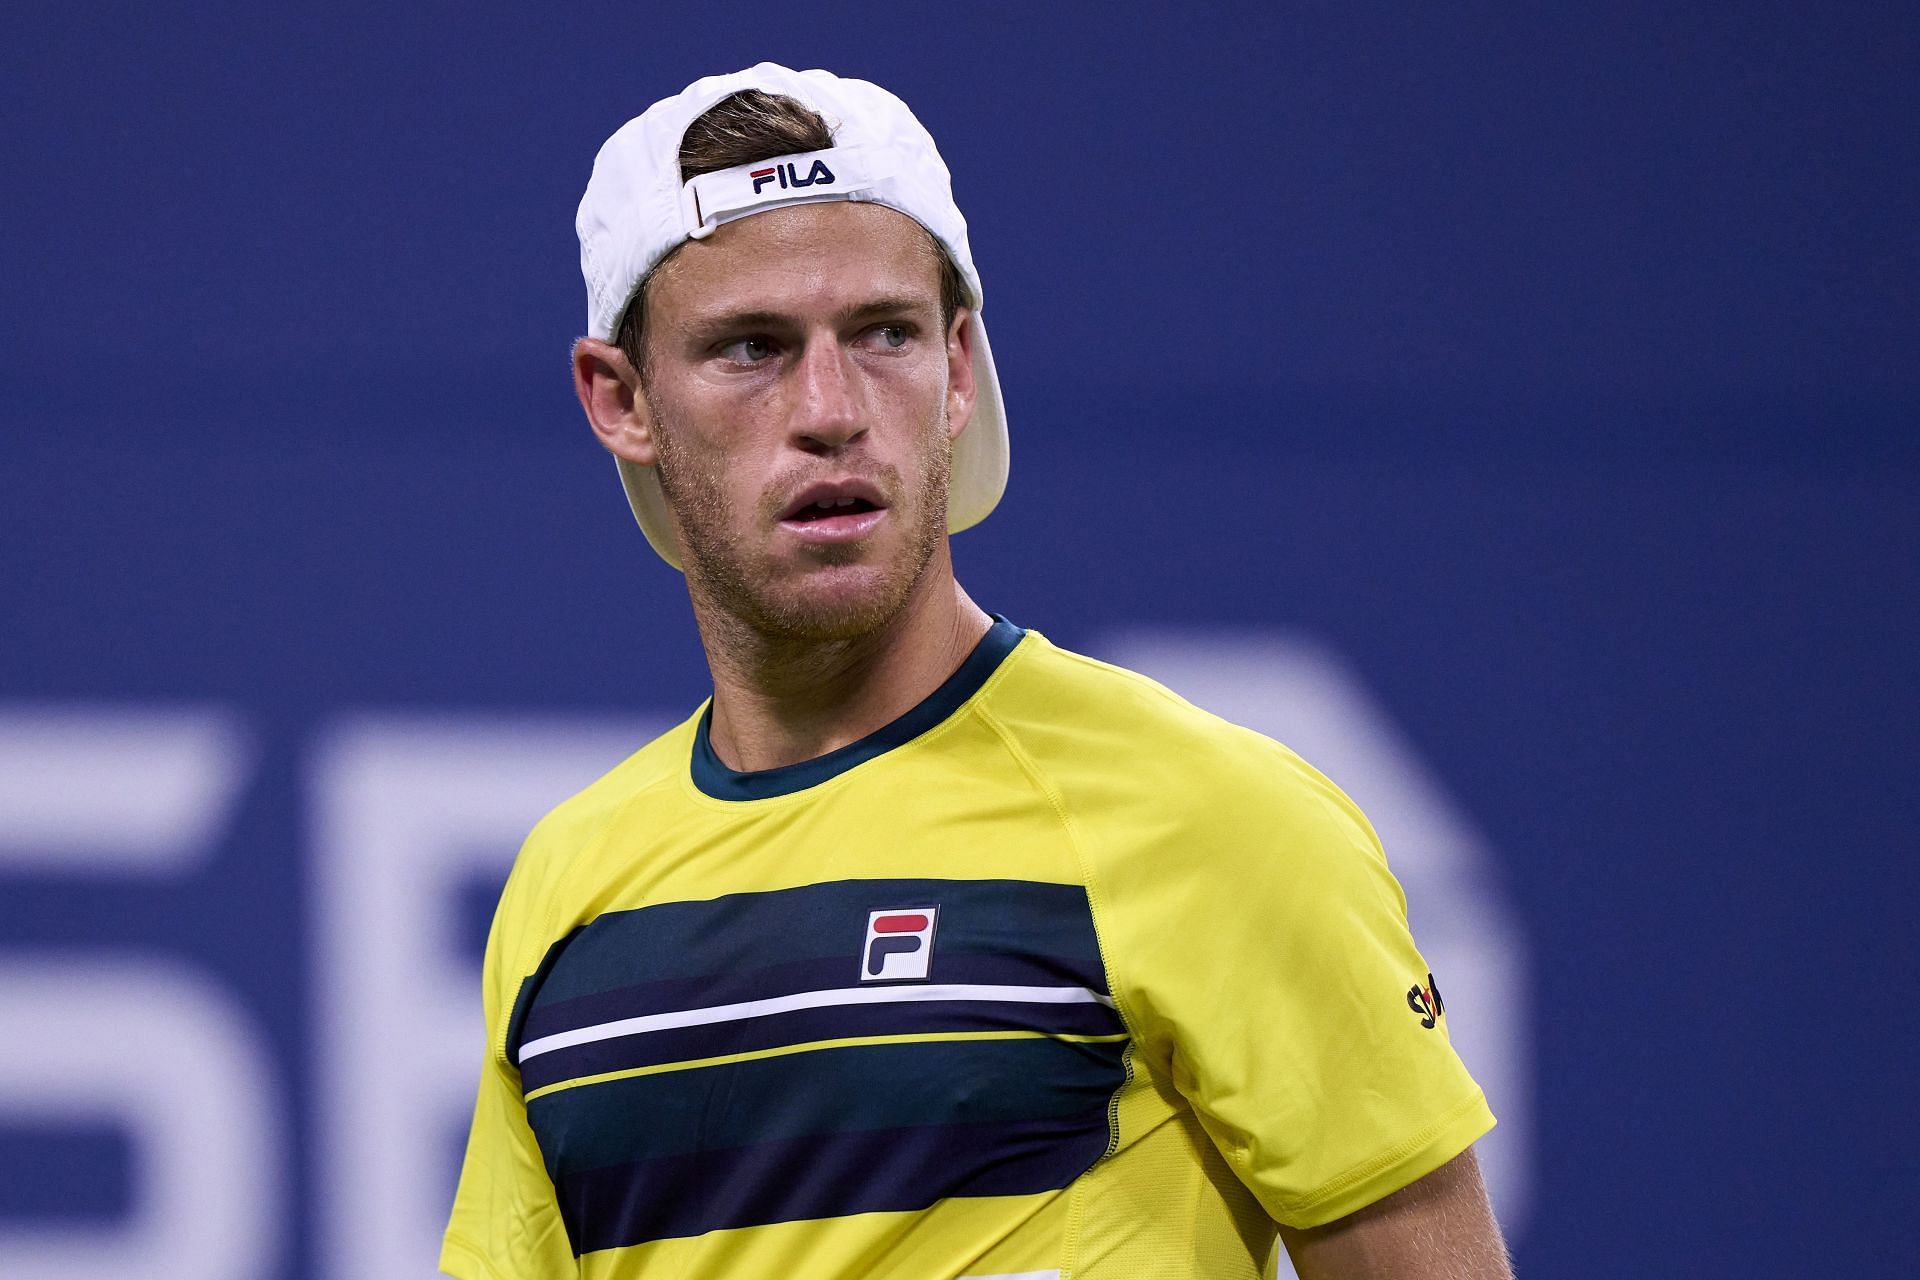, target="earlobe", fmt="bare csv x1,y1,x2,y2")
572,337,659,466
944,309,978,441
